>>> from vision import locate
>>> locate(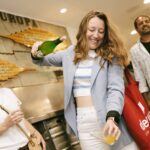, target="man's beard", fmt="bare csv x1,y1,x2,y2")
141,30,150,35
141,26,150,35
